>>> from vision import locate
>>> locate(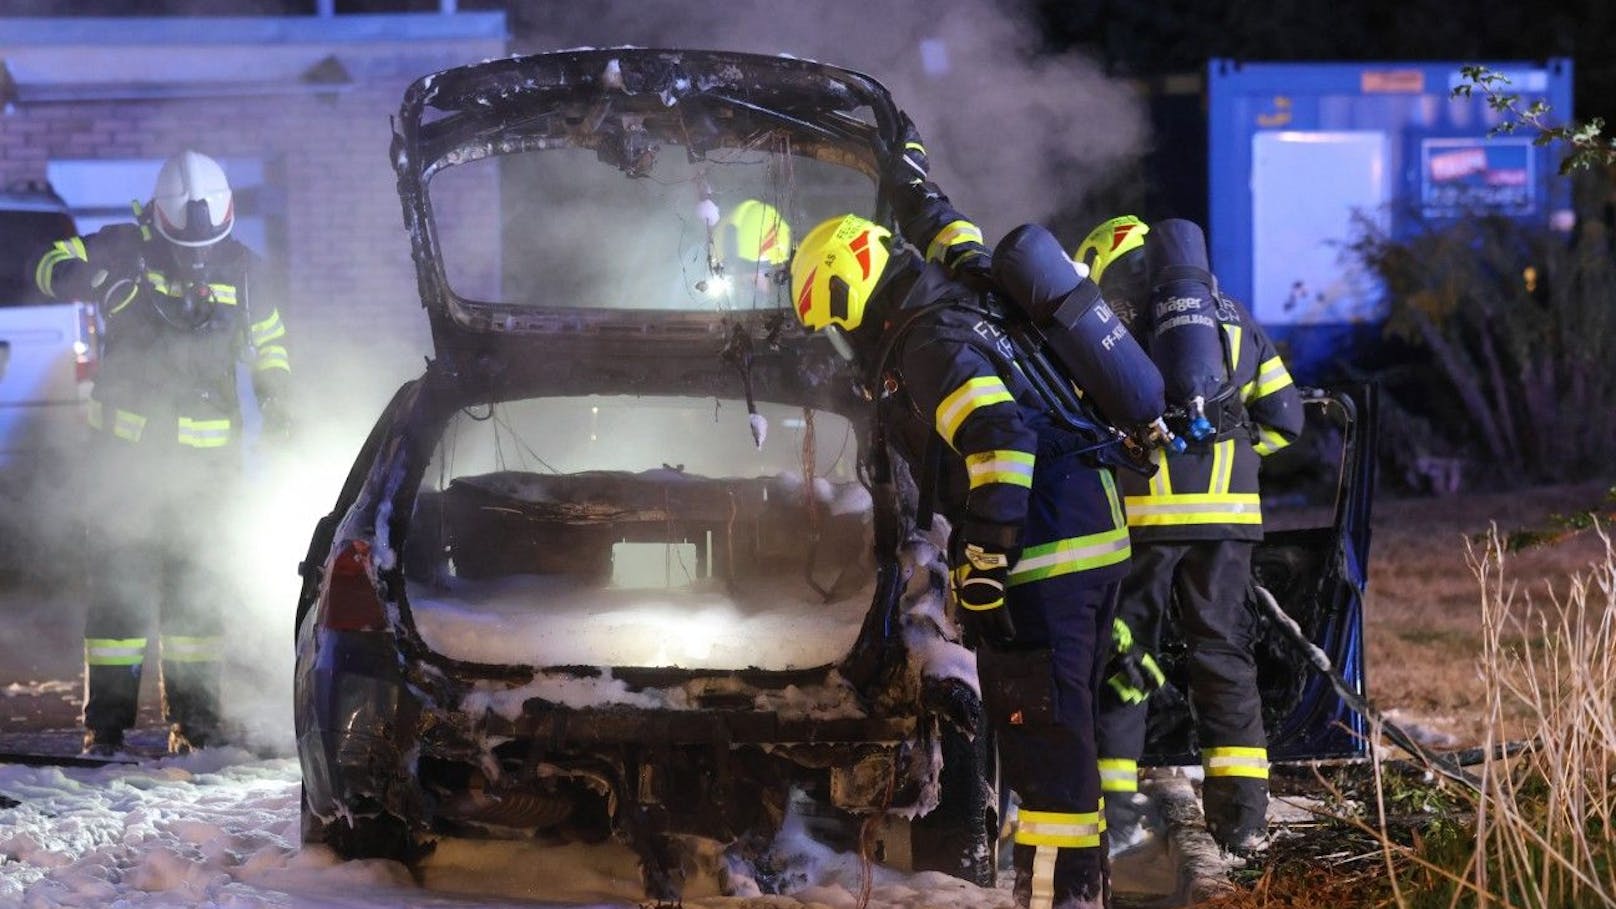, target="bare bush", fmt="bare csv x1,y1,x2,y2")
1348,182,1616,487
